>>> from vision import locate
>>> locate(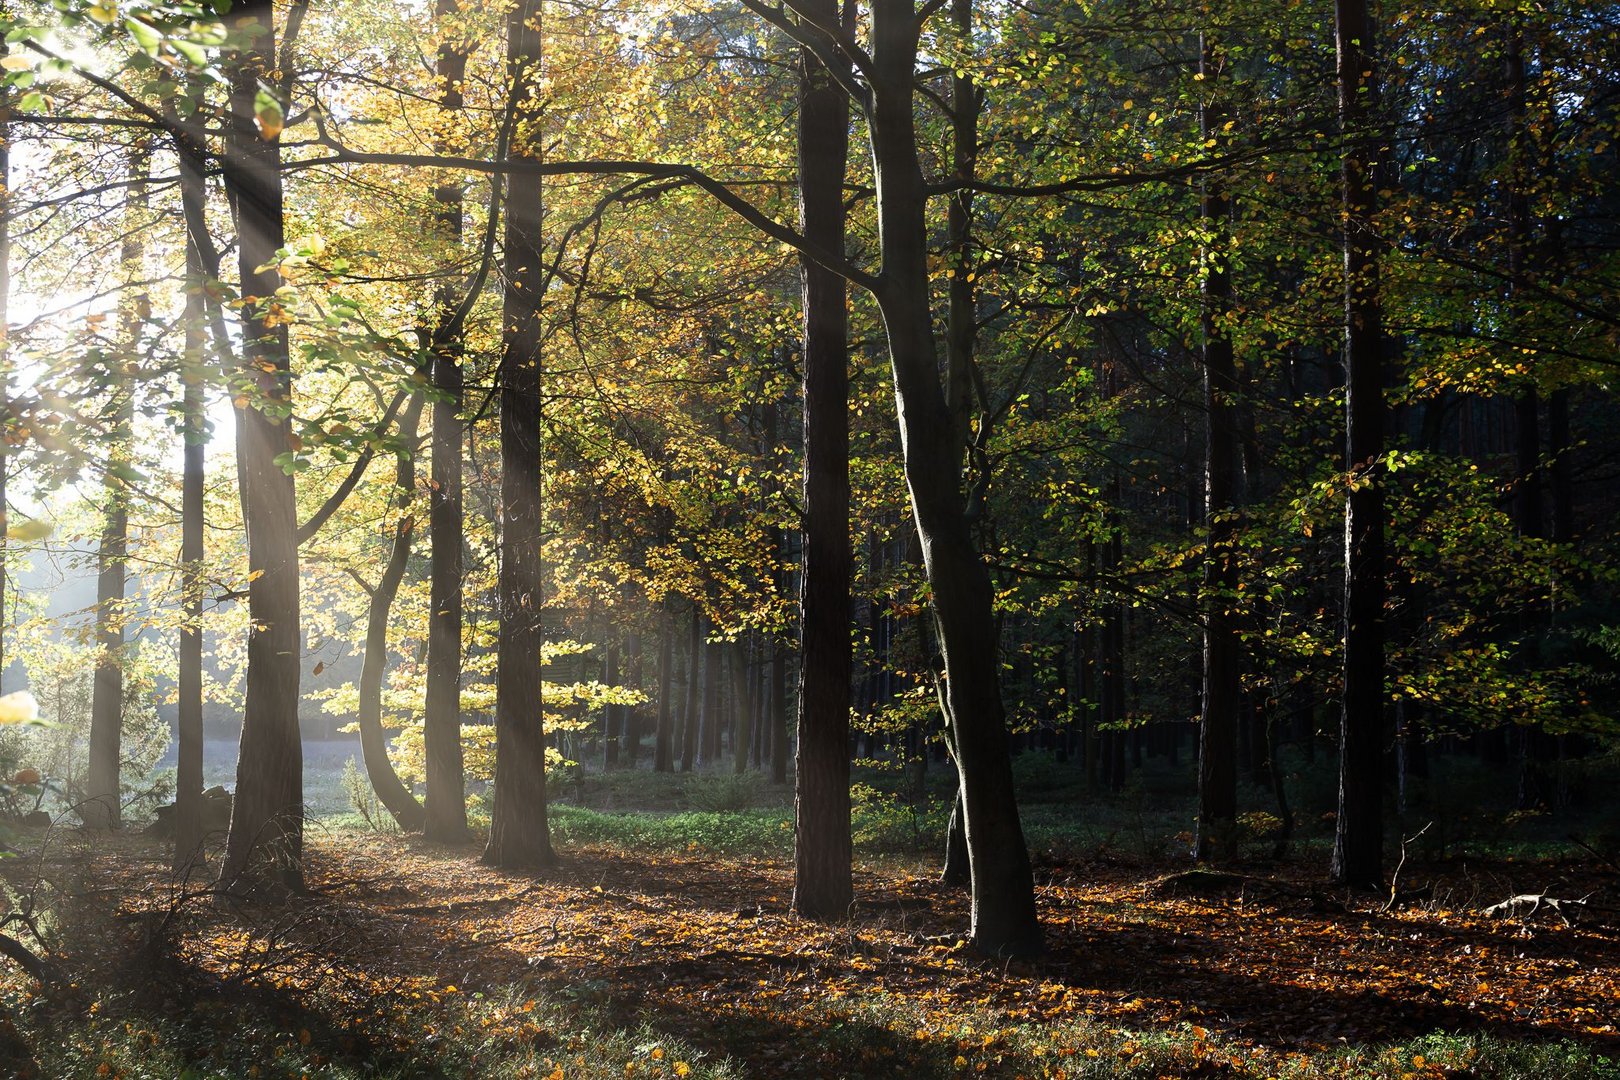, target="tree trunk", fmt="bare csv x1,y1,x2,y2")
221,0,304,894
0,23,10,698
867,0,1039,957
731,639,754,775
1195,33,1239,863
702,635,723,765
355,400,428,831
1330,0,1385,889
173,81,209,873
423,0,471,845
85,142,147,831
680,605,699,772
624,632,643,765
603,639,621,768
654,610,675,772
484,0,554,871
791,0,854,922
